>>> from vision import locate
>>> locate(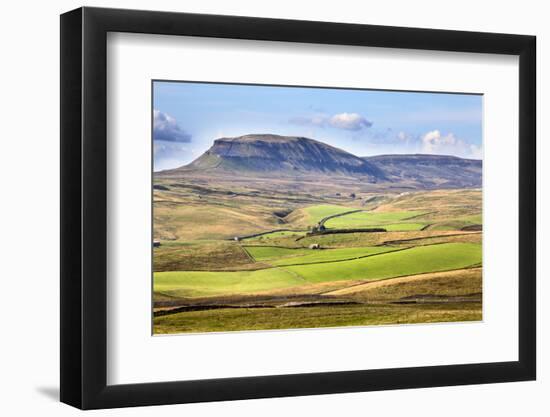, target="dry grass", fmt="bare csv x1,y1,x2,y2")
154,241,267,272
296,230,479,248
327,268,482,301
153,302,482,334
383,232,482,247
375,189,482,221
